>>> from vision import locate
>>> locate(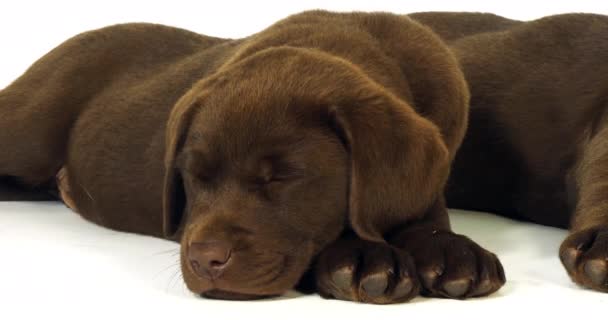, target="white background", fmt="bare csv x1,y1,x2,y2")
1,0,608,88
2,1,608,319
